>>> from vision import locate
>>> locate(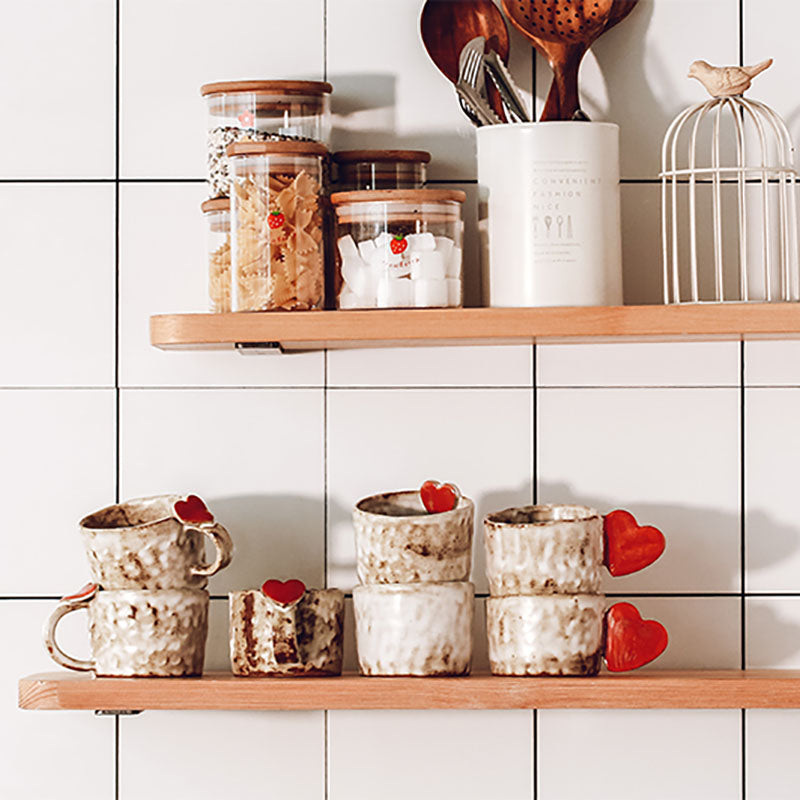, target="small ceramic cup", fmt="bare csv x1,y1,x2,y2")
484,504,604,595
353,491,474,584
80,495,233,590
353,581,474,676
229,587,345,676
44,584,209,677
486,596,668,676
